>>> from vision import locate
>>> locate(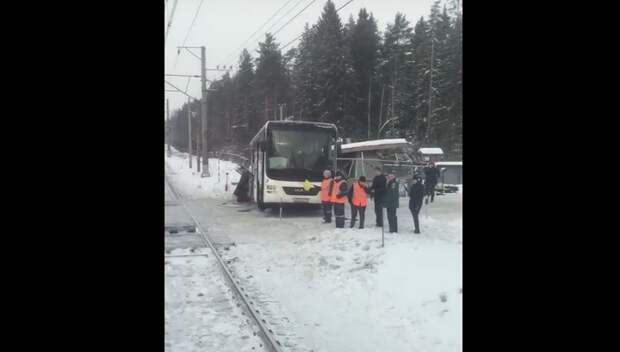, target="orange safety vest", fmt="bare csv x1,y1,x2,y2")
320,178,333,202
351,181,368,207
331,179,347,204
